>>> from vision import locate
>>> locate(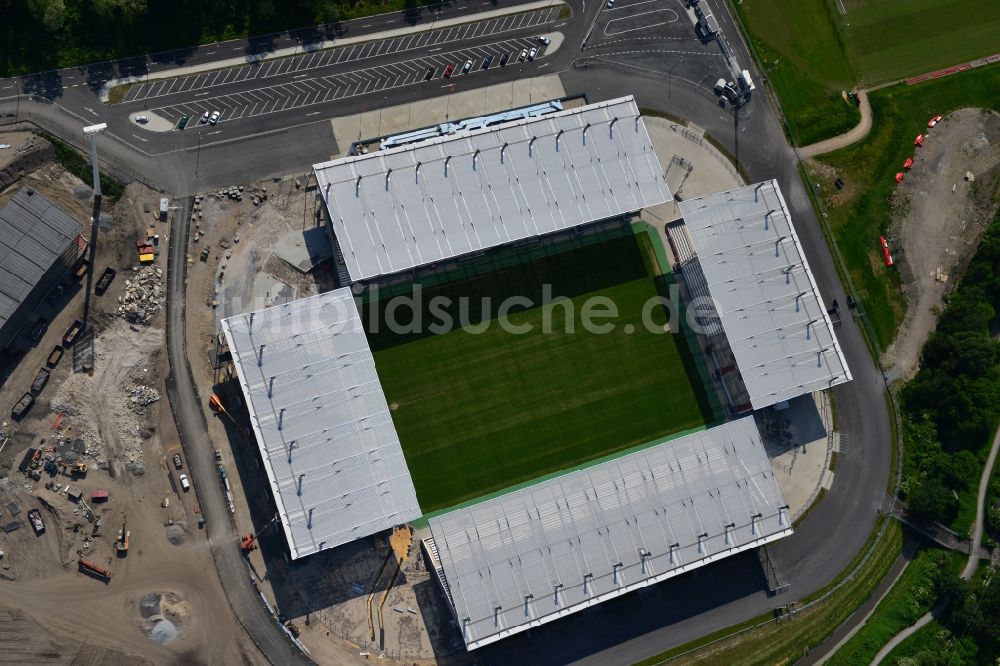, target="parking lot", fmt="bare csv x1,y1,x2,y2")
584,0,732,96
150,36,548,127
121,7,559,105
